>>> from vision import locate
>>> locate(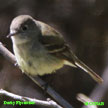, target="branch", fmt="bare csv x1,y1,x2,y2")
87,66,108,104
80,60,108,108
77,93,98,108
0,42,16,64
0,89,62,108
0,42,74,108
